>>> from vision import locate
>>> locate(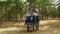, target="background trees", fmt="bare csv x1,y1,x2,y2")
0,0,60,21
